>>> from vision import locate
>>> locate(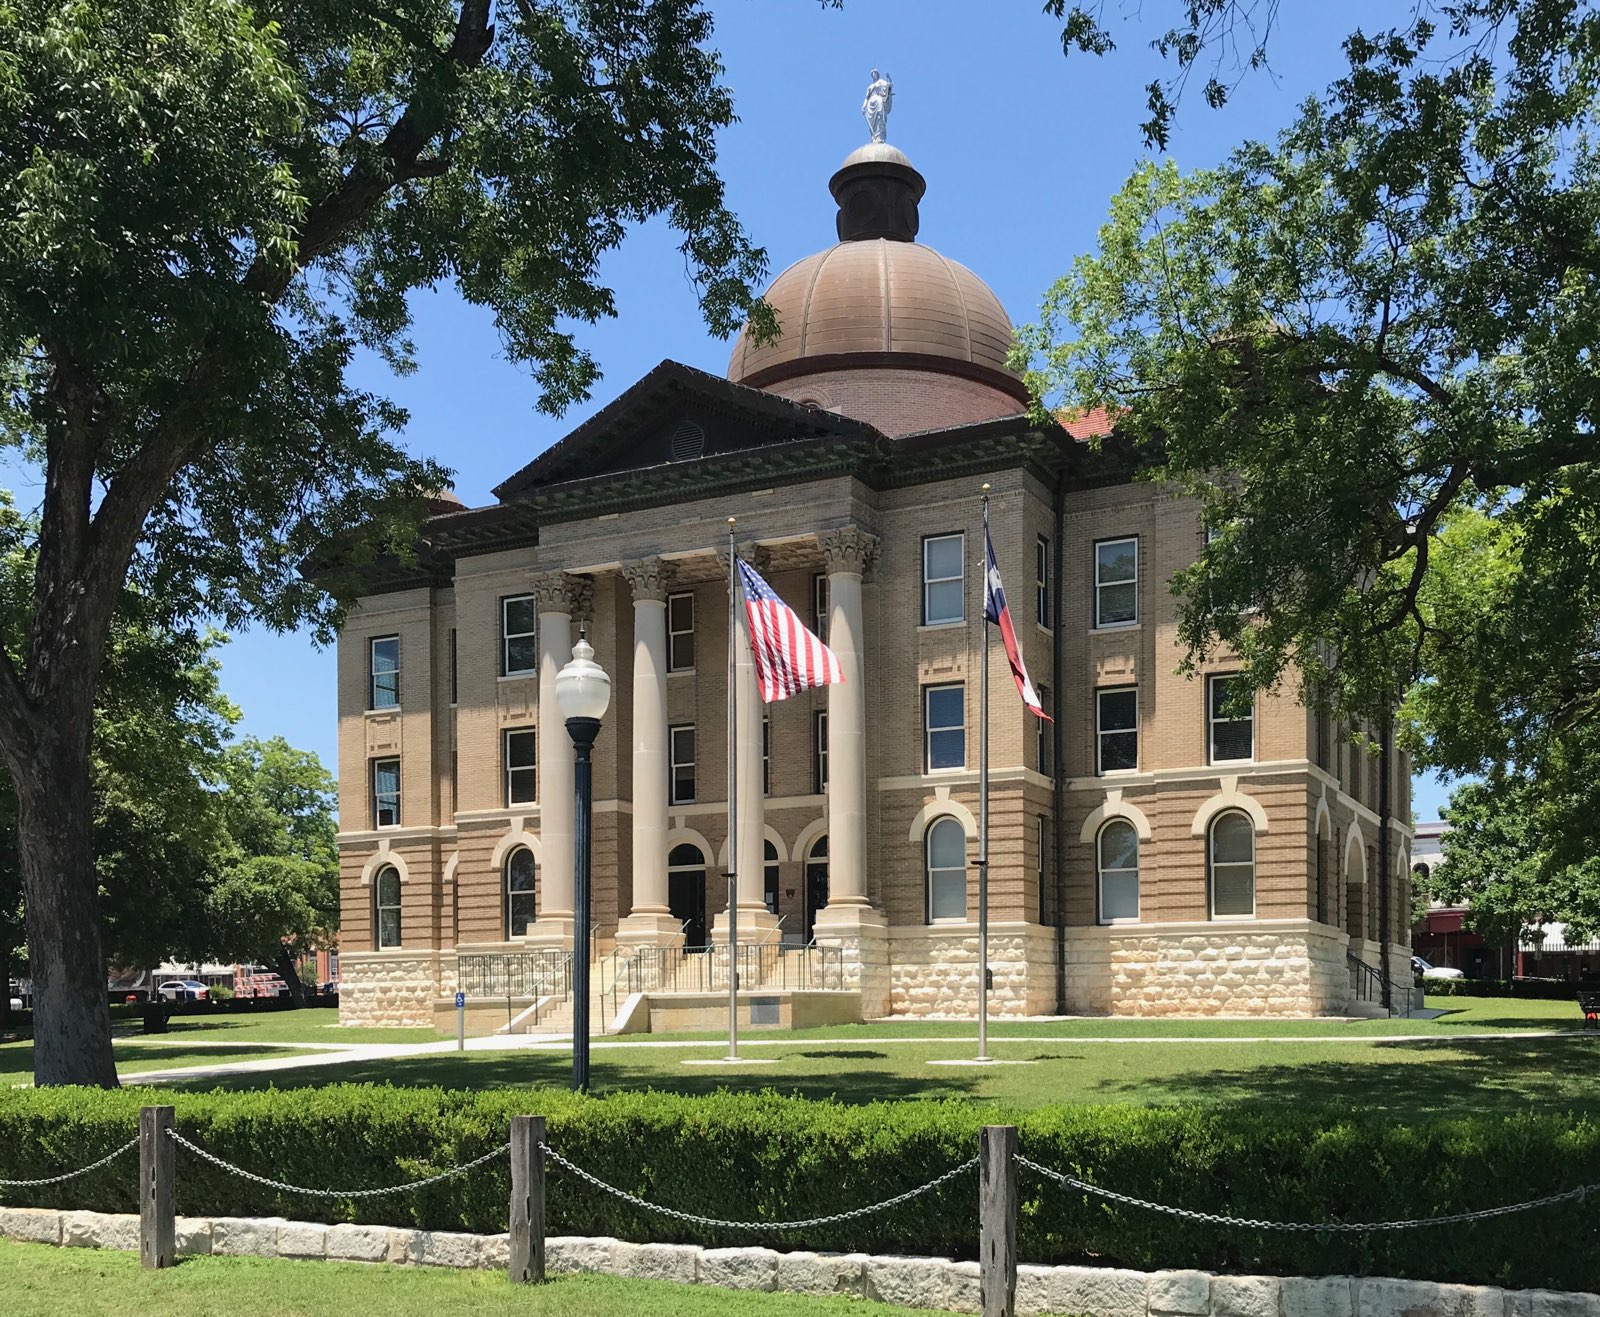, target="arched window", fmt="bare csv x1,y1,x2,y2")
1209,811,1256,918
925,816,968,921
505,848,537,939
668,843,708,948
805,835,829,942
1097,820,1140,923
374,866,402,949
763,839,780,916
